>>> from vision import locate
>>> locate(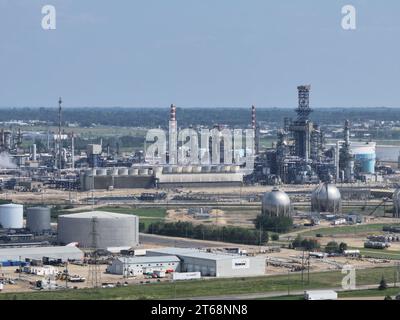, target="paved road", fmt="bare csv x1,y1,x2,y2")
177,283,398,300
